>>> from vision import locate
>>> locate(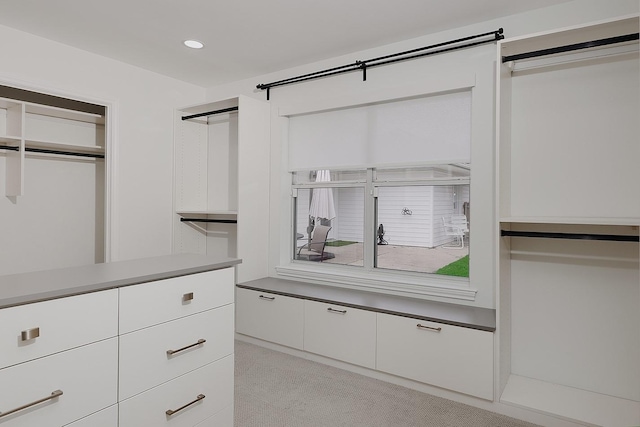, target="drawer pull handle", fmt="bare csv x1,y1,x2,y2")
0,389,63,419
183,292,194,302
417,324,442,332
327,307,347,314
259,295,275,301
21,327,40,341
167,339,206,355
165,394,205,416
